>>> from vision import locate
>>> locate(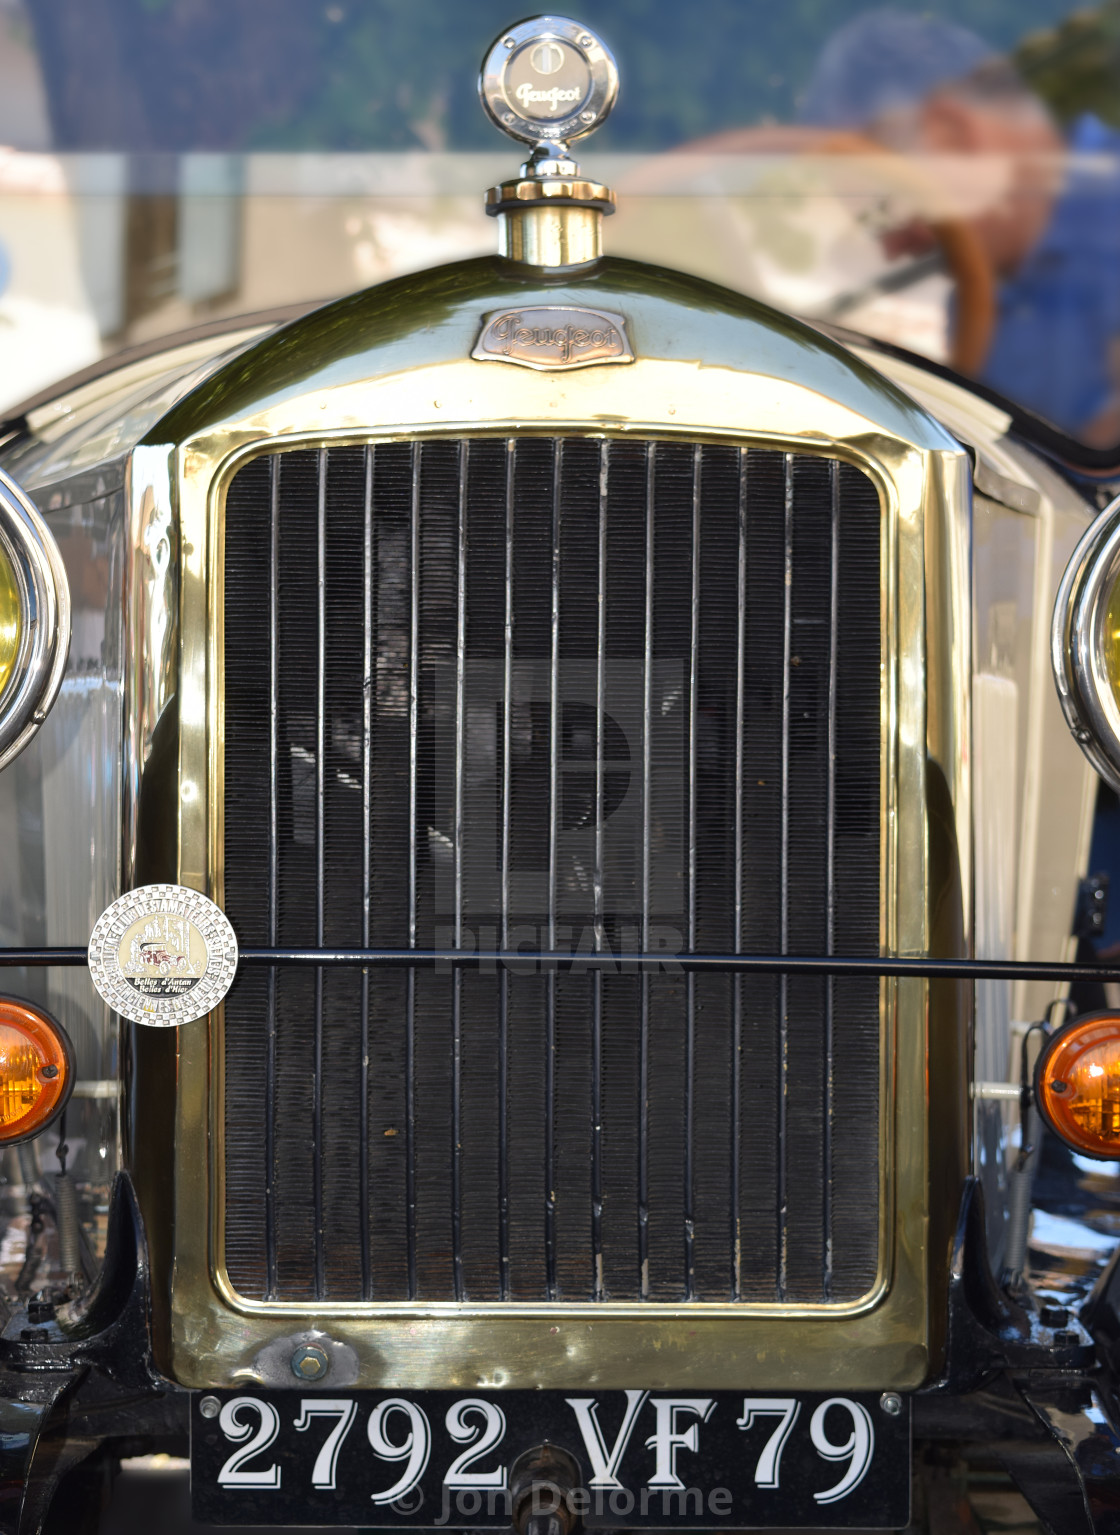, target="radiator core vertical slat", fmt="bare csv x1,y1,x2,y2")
778,452,794,1301
786,454,835,1298
591,441,607,1300
498,439,514,1301
458,441,502,1300
359,446,373,1302
685,444,701,1300
639,443,654,1302
266,455,279,1301
450,443,468,1303
646,443,691,1300
691,445,738,1299
731,446,747,1303
365,442,411,1298
600,440,645,1297
830,462,884,1300
452,441,468,1305
272,448,318,1299
825,457,840,1299
406,441,420,1301
546,441,561,1302
314,449,327,1300
505,438,552,1299
553,438,599,1299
